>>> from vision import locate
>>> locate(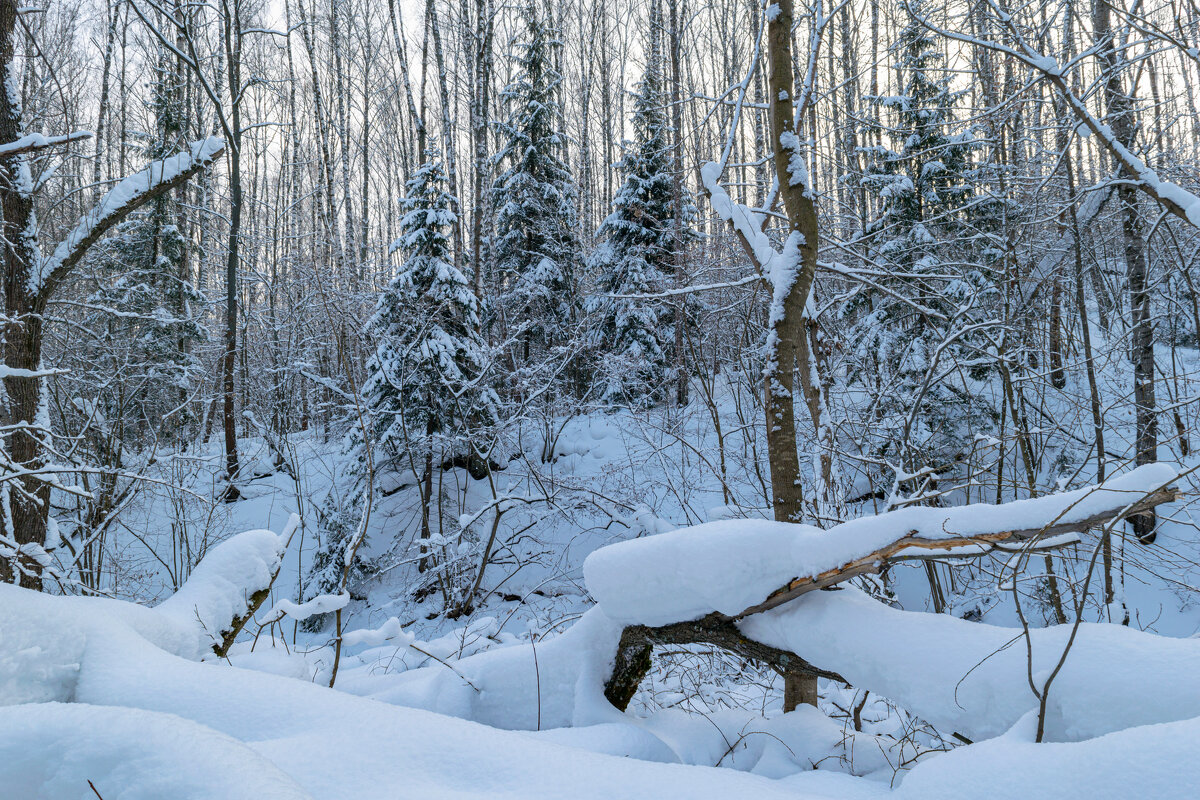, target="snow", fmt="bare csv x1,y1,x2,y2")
1028,54,1062,77
584,463,1180,626
353,607,626,731
157,526,286,653
700,160,777,268
341,616,414,648
1158,179,1200,228
33,137,225,293
263,592,349,623
1,585,835,800
894,712,1200,799
10,546,1200,798
4,435,1200,798
0,130,91,157
0,703,311,800
740,586,1200,742
585,518,823,625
